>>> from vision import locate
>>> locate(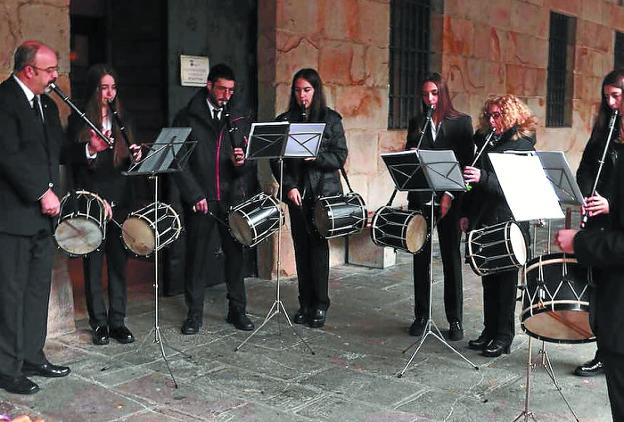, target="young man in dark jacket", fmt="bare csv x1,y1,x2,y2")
173,64,254,334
